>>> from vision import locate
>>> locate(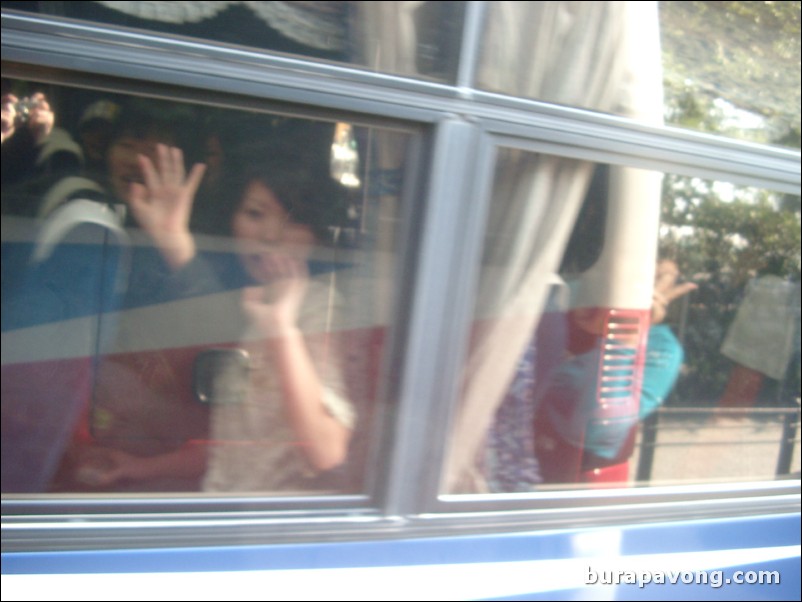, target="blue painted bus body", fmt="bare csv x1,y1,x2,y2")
4,513,800,600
